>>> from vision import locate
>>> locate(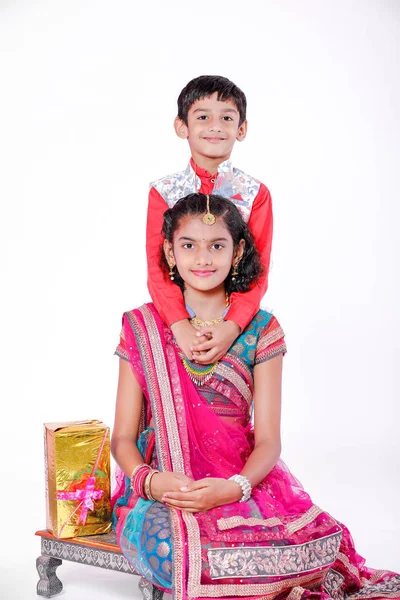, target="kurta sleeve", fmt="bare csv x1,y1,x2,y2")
146,186,189,327
227,183,273,332
255,315,287,365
